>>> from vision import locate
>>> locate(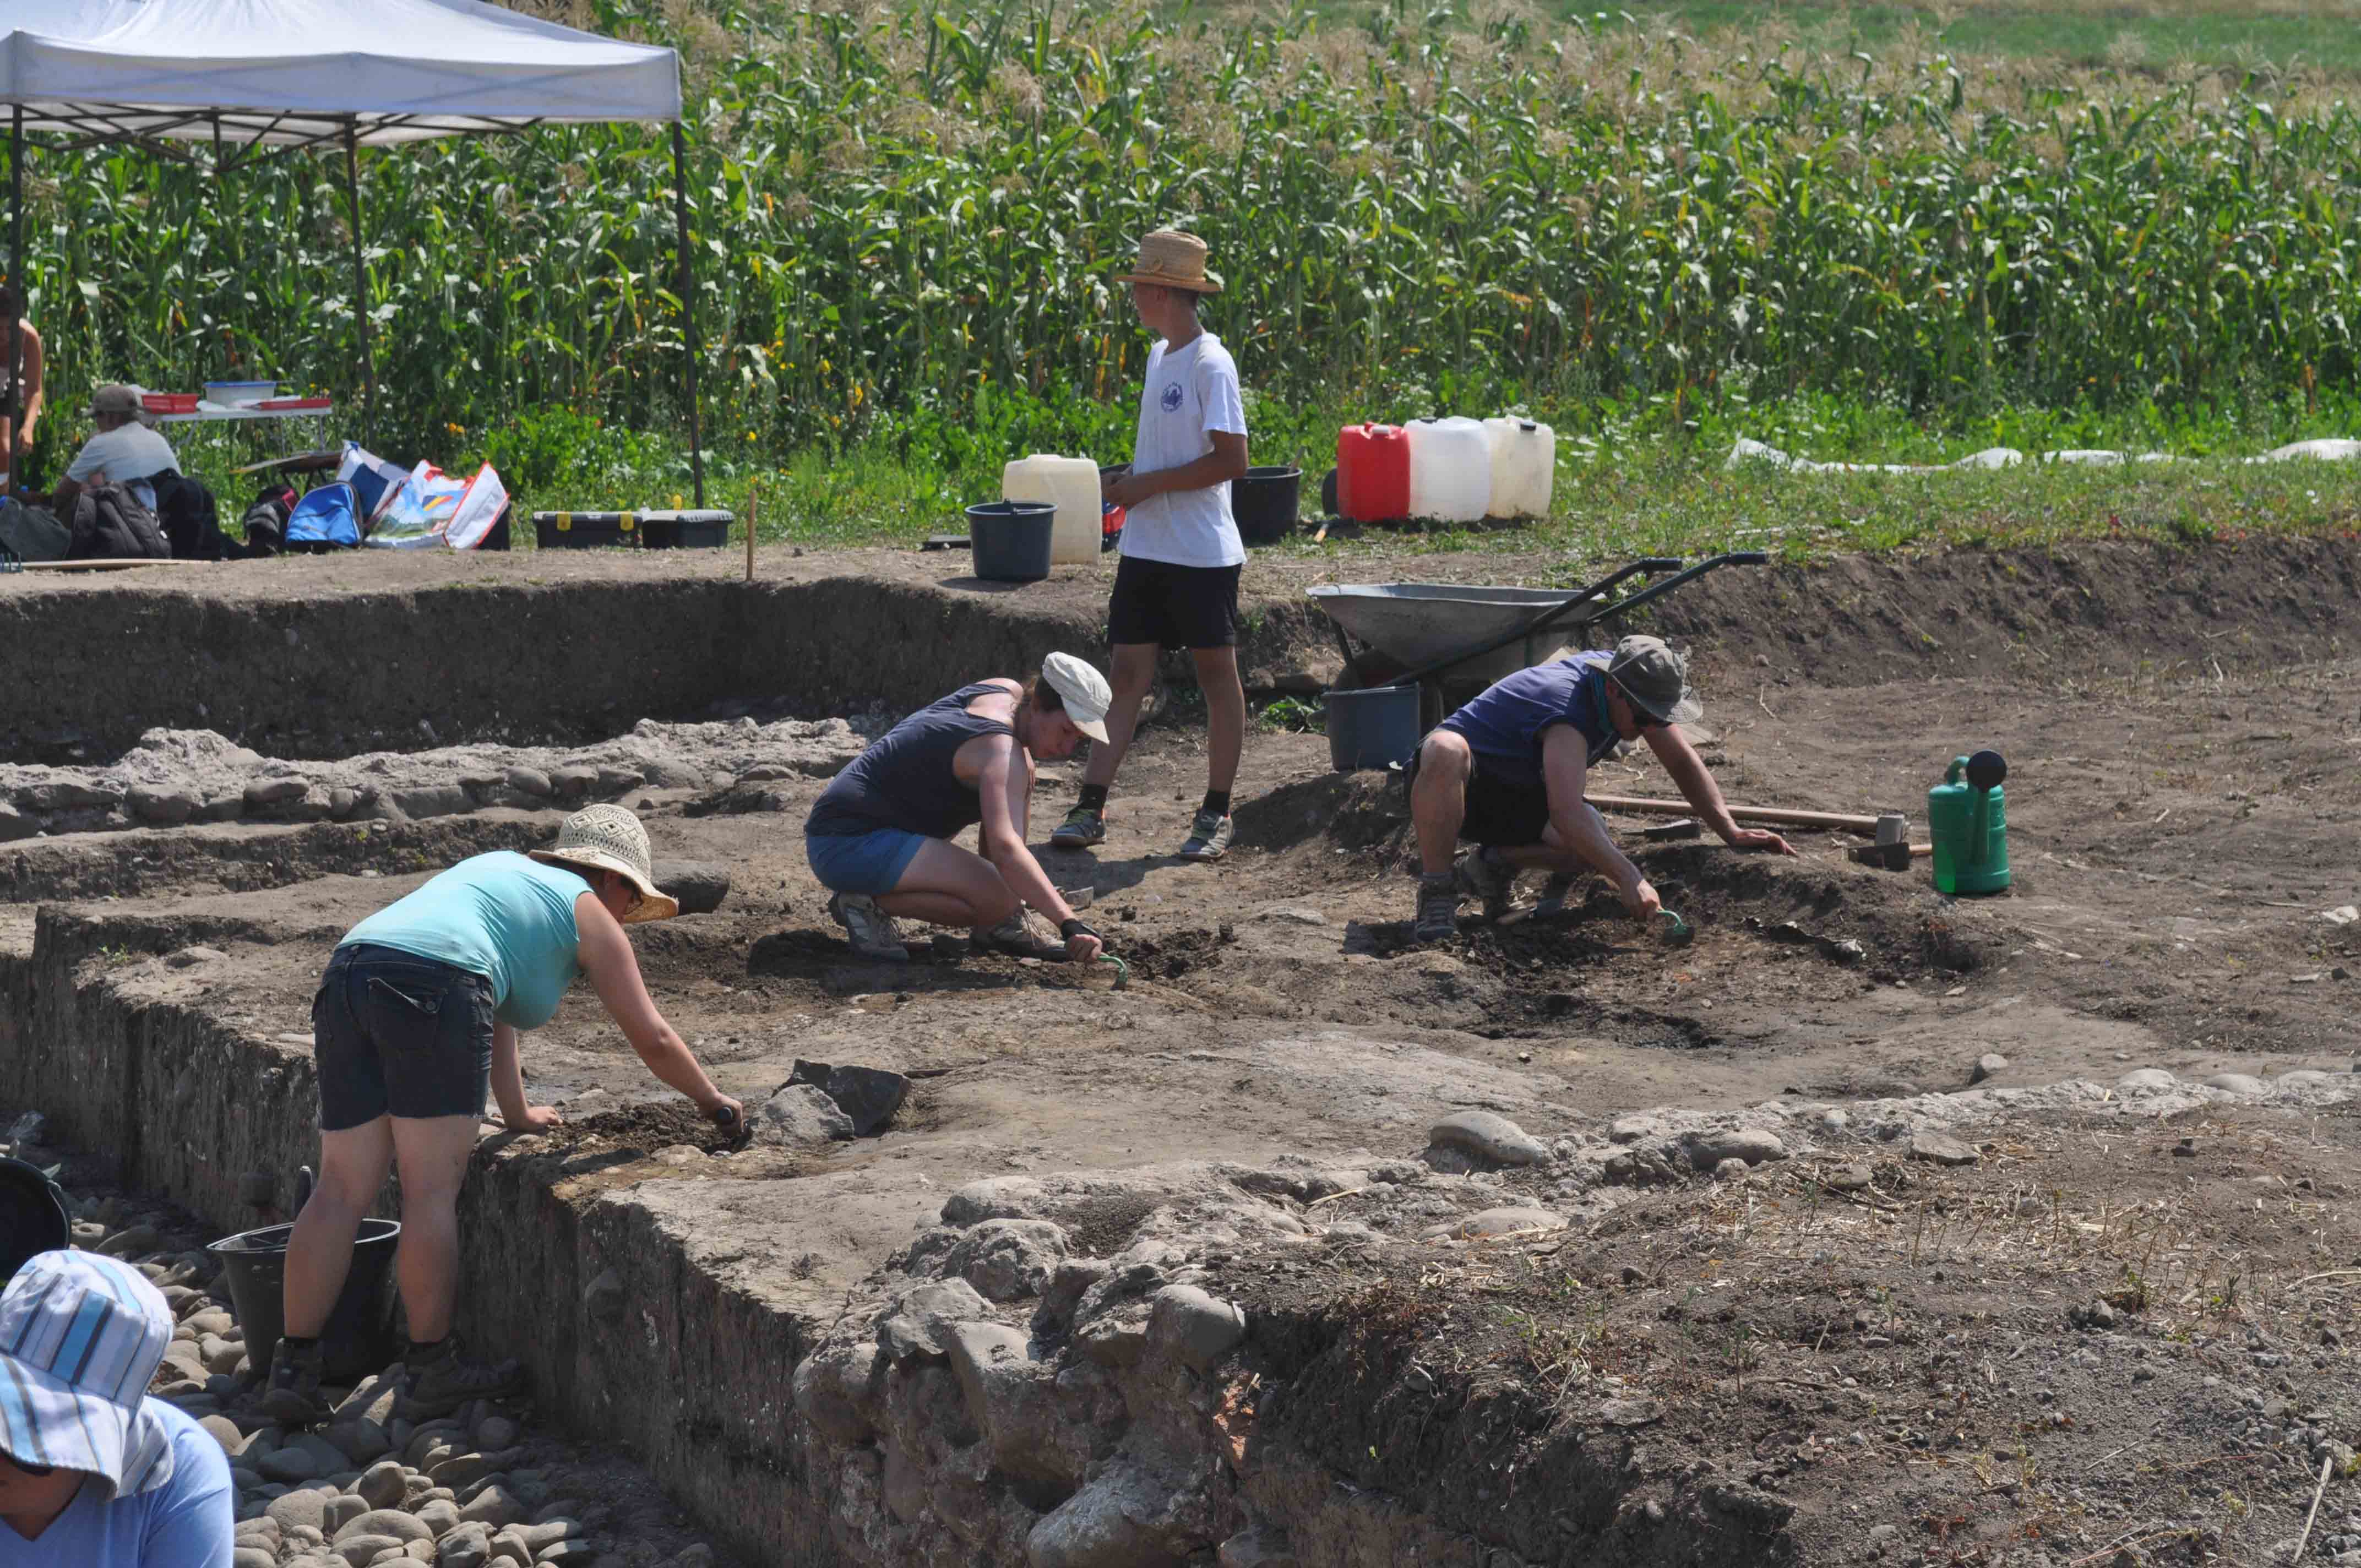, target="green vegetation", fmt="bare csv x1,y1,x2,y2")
7,0,2359,556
